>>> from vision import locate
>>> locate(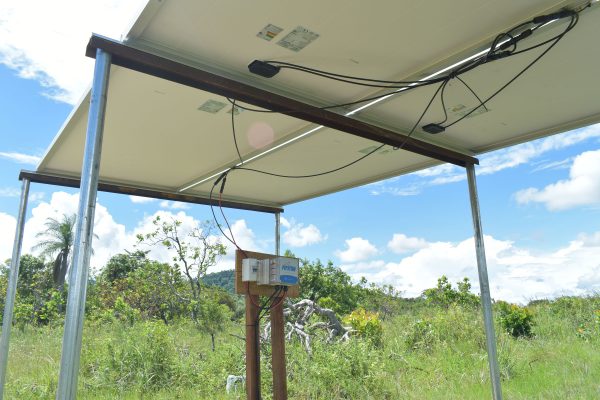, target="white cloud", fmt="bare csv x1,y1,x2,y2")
21,192,129,273
0,212,17,262
159,200,190,210
0,151,41,165
128,195,156,204
0,187,21,197
280,216,291,229
387,233,428,254
370,123,600,195
531,157,573,173
2,191,273,281
0,0,147,103
369,185,421,197
341,232,600,304
0,187,45,203
515,149,600,210
336,237,378,263
281,217,325,247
